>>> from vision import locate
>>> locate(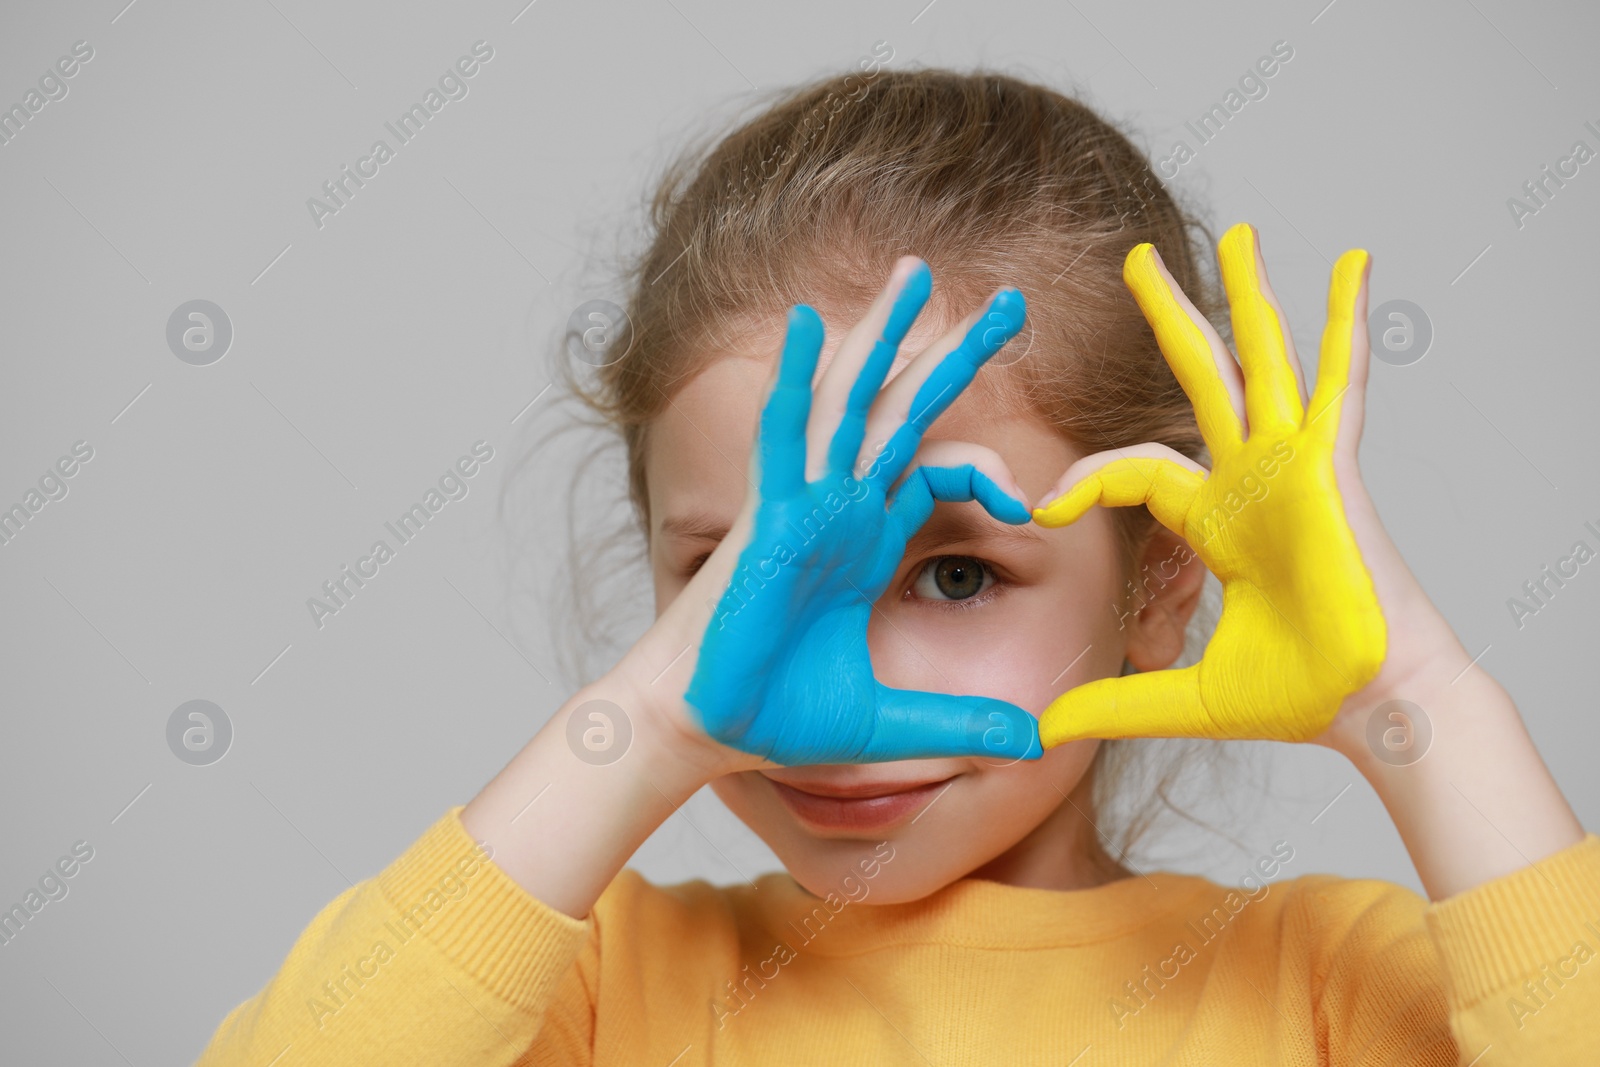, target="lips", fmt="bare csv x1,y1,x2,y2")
765,774,954,833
